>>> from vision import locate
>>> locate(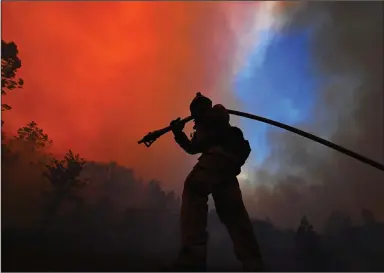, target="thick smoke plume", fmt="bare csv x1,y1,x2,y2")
245,2,384,229
2,2,262,191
